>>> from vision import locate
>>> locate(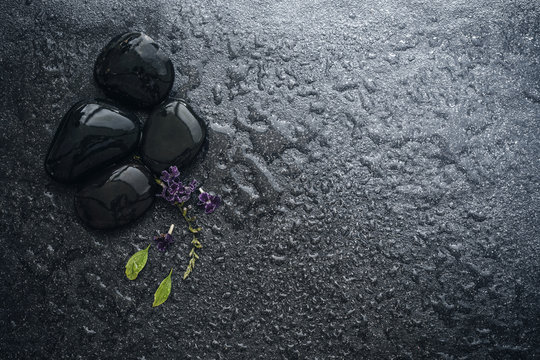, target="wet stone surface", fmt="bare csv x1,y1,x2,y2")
1,1,539,359
141,99,207,174
44,99,140,183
